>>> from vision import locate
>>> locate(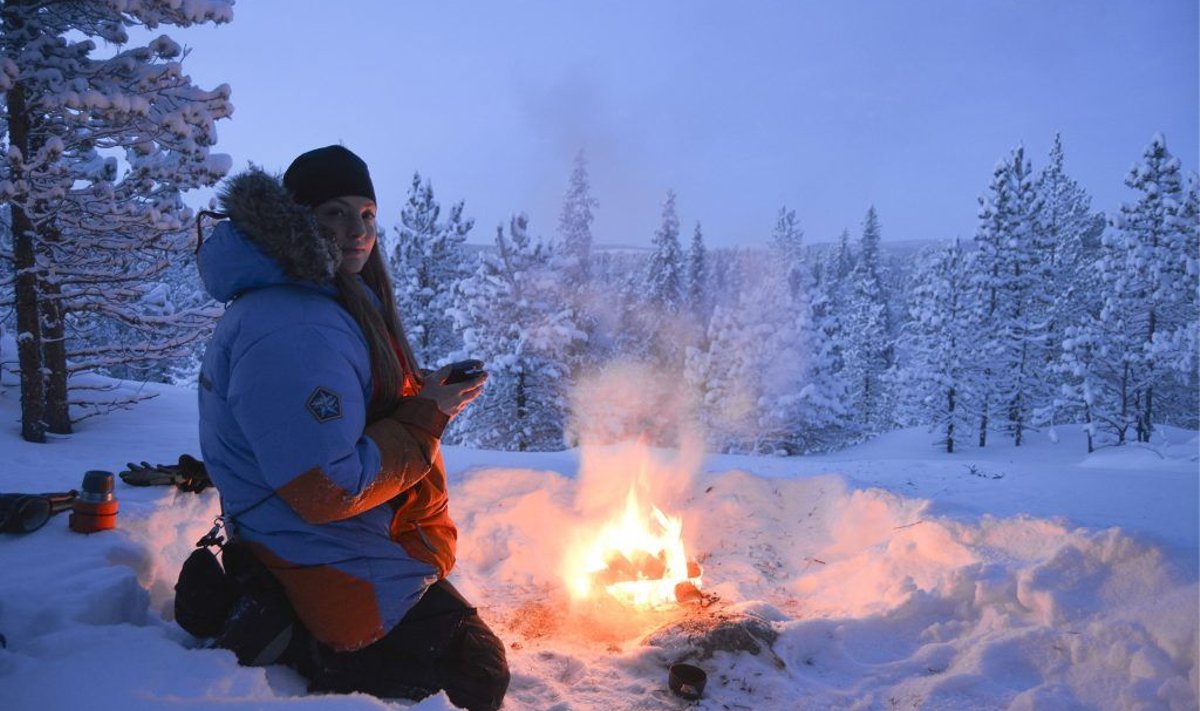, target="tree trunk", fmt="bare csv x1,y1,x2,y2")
12,208,46,443
1118,363,1129,445
516,369,527,452
42,236,71,433
946,386,955,454
1142,385,1153,443
1013,339,1029,447
7,81,47,443
862,375,872,434
1142,306,1155,443
1084,405,1094,454
1009,396,1020,447
978,394,988,448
